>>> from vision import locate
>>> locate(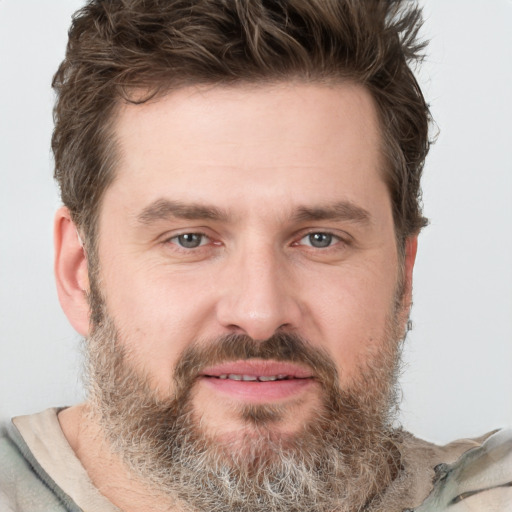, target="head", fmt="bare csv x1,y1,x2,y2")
53,1,429,510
